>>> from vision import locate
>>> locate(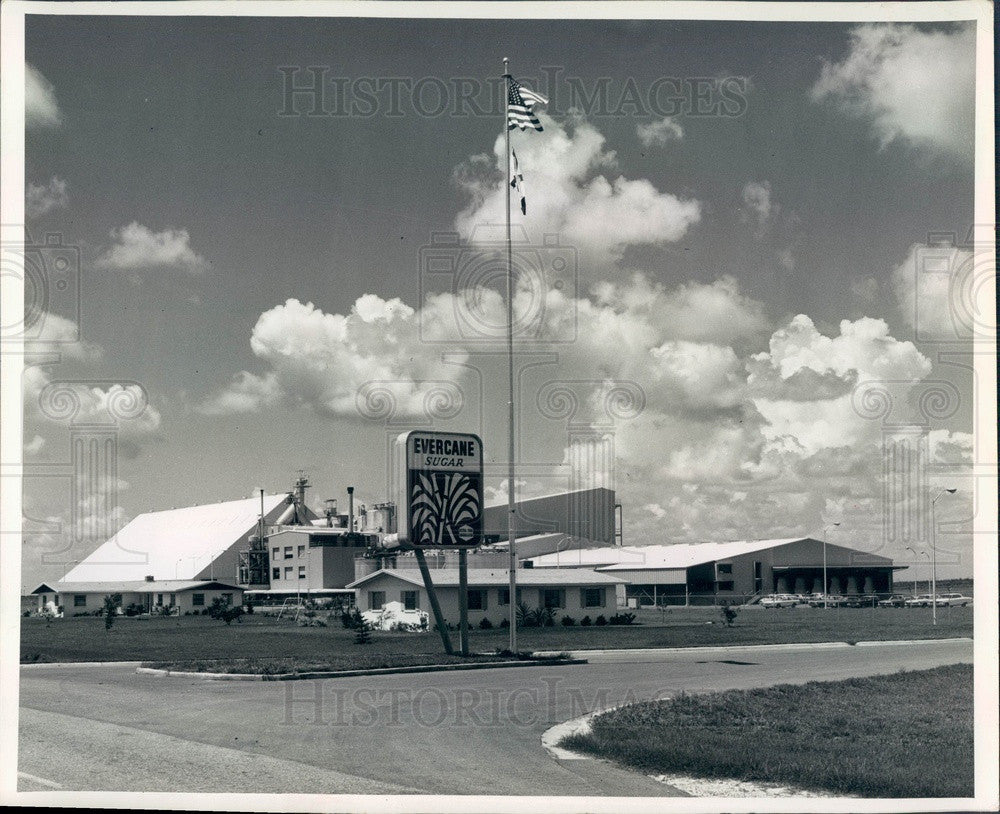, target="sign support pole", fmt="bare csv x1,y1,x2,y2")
414,547,454,655
458,548,469,656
